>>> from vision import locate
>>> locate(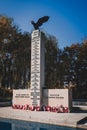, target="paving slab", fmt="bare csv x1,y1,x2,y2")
0,107,87,129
